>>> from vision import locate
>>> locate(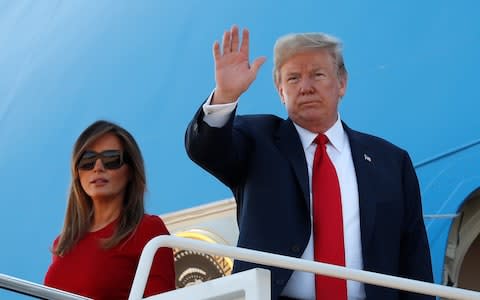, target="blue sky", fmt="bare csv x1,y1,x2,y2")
1,1,479,296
